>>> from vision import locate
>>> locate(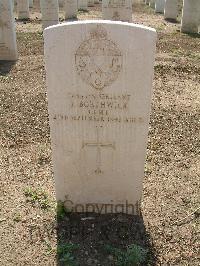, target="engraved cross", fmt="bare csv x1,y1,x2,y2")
82,127,115,174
